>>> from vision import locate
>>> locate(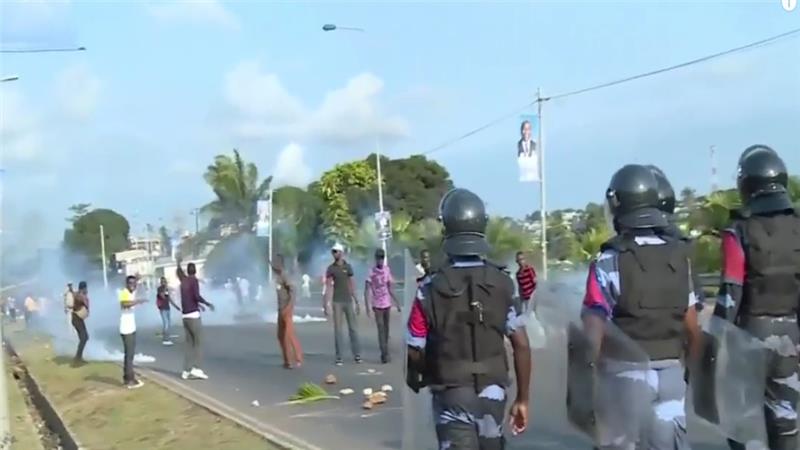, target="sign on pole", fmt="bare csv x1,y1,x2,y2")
374,211,392,240
517,114,541,183
256,199,271,237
